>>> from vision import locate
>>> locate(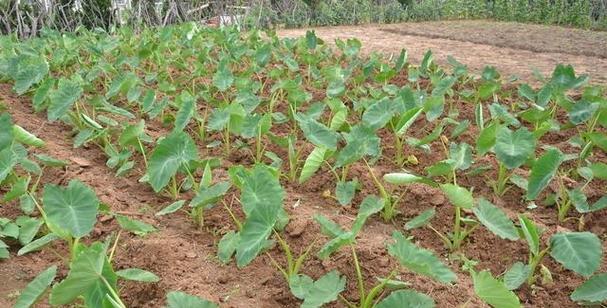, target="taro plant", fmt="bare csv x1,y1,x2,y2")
15,241,159,308
505,216,603,289
492,125,537,196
